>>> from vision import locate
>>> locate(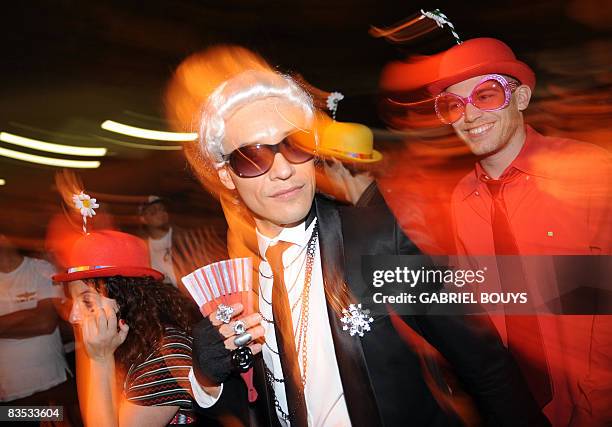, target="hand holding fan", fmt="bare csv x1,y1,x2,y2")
182,257,258,402
181,257,255,317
